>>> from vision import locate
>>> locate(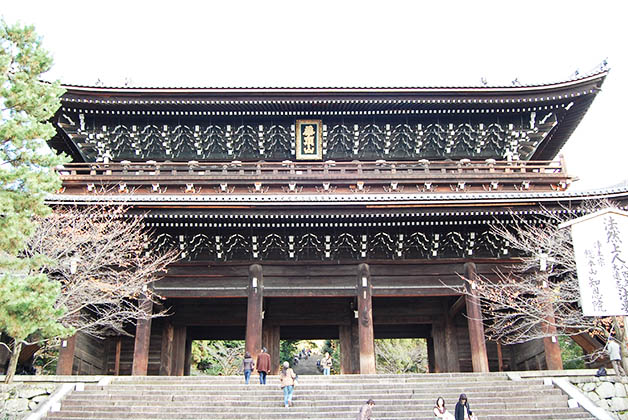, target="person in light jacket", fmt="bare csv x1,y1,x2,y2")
357,399,375,420
242,352,255,384
279,361,297,408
